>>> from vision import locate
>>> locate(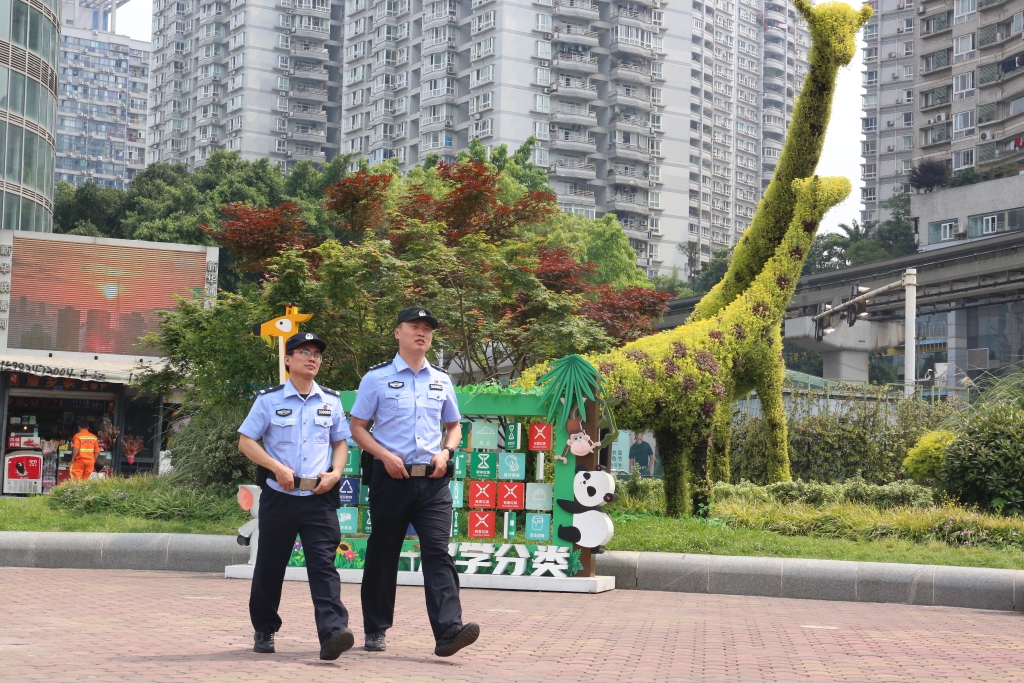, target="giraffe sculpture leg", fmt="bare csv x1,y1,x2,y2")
708,403,732,484
754,327,793,483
